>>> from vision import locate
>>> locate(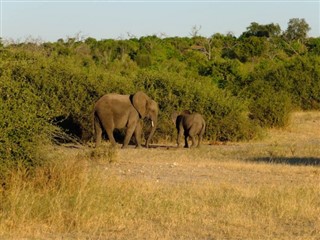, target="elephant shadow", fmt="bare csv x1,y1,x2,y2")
147,144,178,149
102,129,136,145
248,156,320,166
102,129,150,147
